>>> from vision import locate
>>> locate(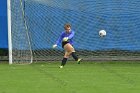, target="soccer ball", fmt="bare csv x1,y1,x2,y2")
99,30,106,37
